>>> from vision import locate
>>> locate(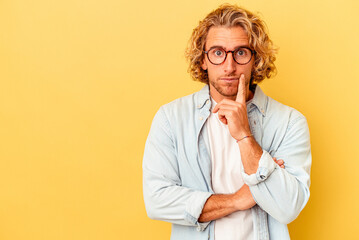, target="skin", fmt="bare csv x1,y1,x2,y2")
198,26,284,223
201,27,254,103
